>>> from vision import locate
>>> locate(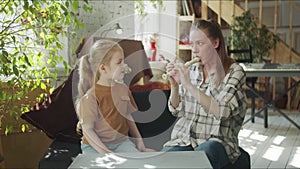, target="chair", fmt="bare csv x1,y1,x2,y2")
227,45,268,127
227,46,253,63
